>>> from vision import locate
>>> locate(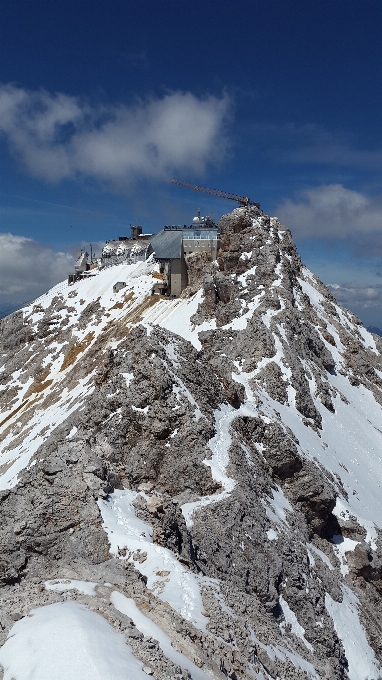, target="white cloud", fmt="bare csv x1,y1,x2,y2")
0,84,230,189
327,282,382,328
0,233,74,311
328,282,382,310
276,184,382,244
